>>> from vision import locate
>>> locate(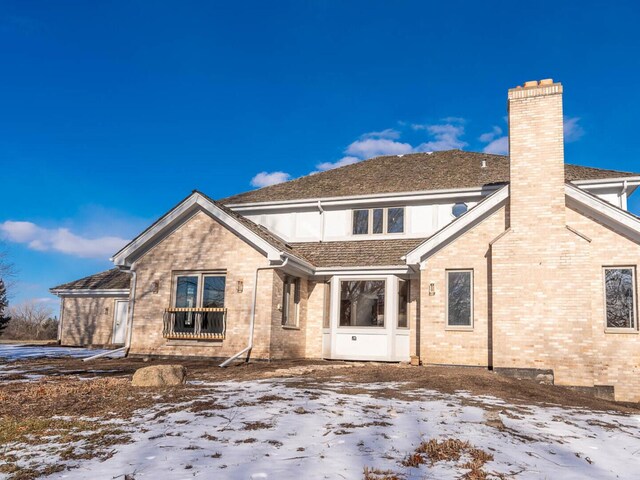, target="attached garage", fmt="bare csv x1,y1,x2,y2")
51,269,131,347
